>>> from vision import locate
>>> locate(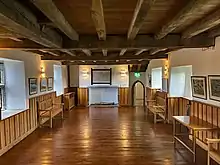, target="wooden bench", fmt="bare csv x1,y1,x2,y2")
146,91,167,123
207,138,220,165
37,97,64,128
